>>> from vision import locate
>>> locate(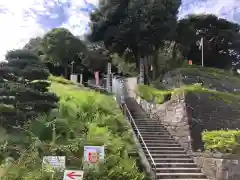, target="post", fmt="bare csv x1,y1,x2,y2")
79,74,83,84
201,37,204,67
71,61,75,74
107,62,112,92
